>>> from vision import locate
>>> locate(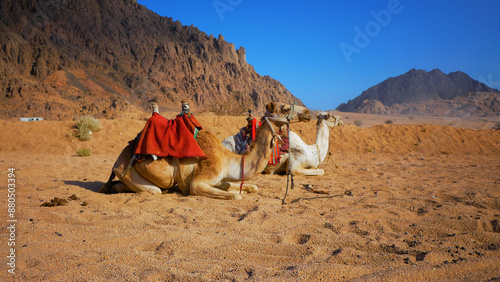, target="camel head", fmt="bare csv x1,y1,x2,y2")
317,112,343,129
265,102,312,123
261,102,311,147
